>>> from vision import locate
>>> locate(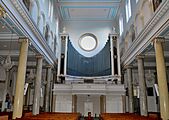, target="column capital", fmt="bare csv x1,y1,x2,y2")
46,64,52,68
124,65,133,69
60,33,69,40
18,37,29,43
0,5,7,18
136,55,145,60
109,34,118,41
152,36,165,43
35,55,43,59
